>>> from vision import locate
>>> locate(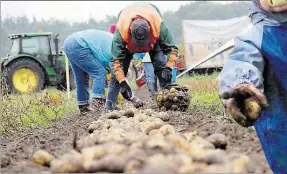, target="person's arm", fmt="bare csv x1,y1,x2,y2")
219,25,268,127
158,22,179,68
260,0,287,12
110,30,128,83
